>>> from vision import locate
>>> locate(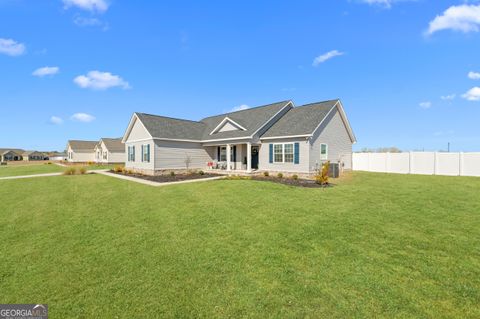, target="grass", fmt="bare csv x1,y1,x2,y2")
0,172,479,318
0,163,64,177
0,163,118,177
